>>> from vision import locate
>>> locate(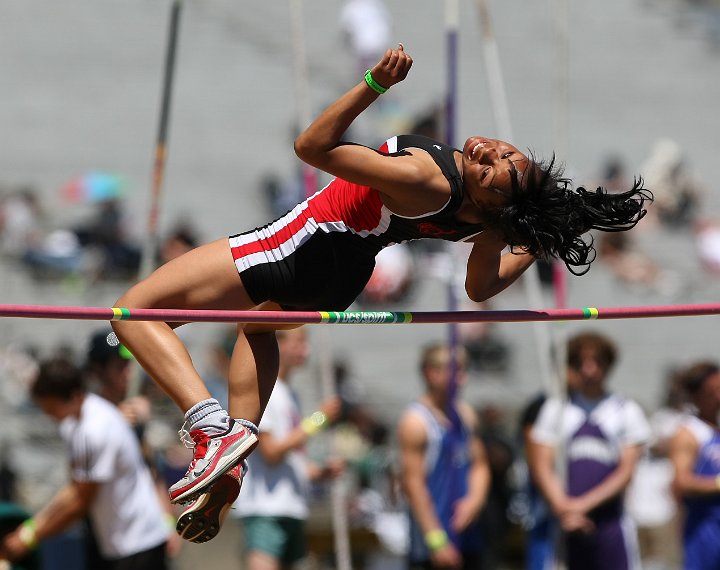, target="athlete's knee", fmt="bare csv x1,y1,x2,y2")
113,279,156,310
111,287,142,316
111,284,157,340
